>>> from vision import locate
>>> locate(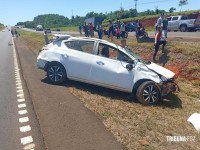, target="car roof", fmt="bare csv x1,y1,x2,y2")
67,37,117,47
